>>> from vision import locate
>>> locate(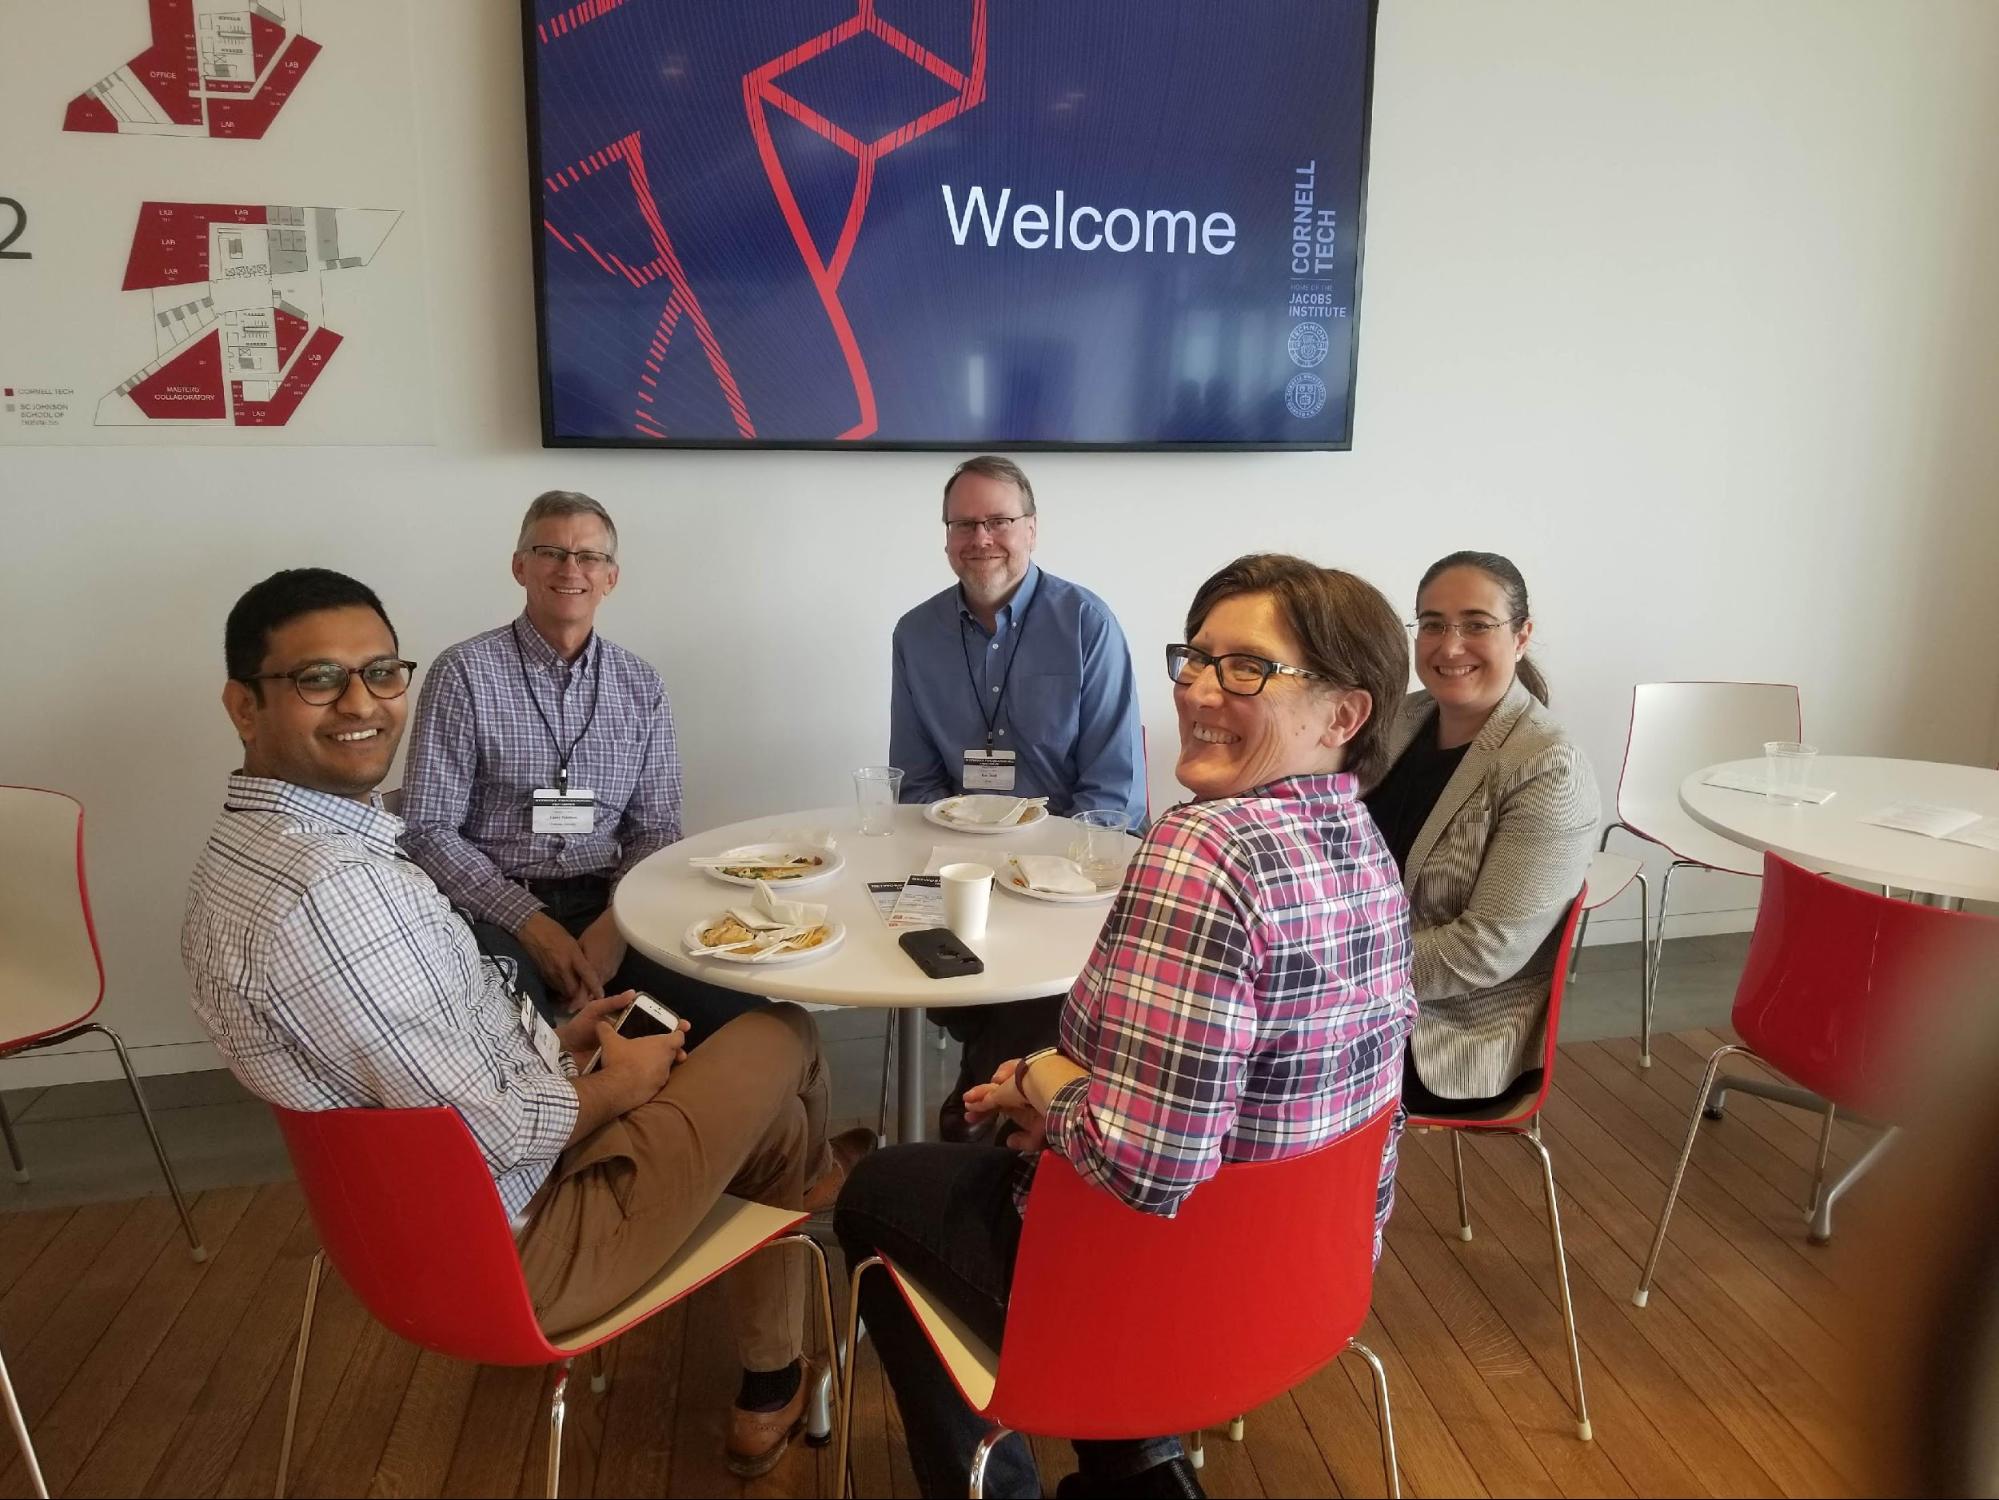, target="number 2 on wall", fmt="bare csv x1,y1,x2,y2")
0,198,30,260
